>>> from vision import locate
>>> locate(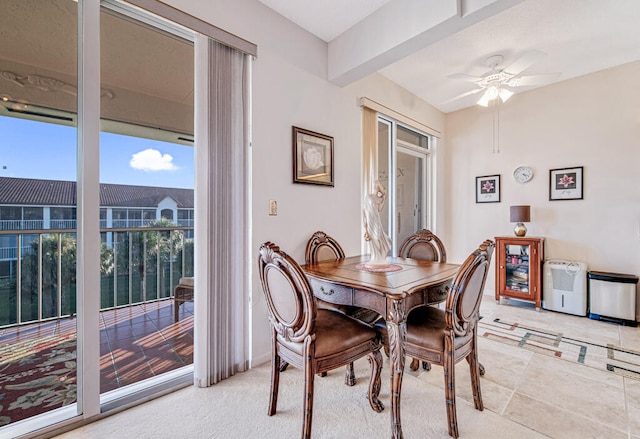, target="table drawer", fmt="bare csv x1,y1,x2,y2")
425,280,452,304
353,290,386,316
309,279,353,305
